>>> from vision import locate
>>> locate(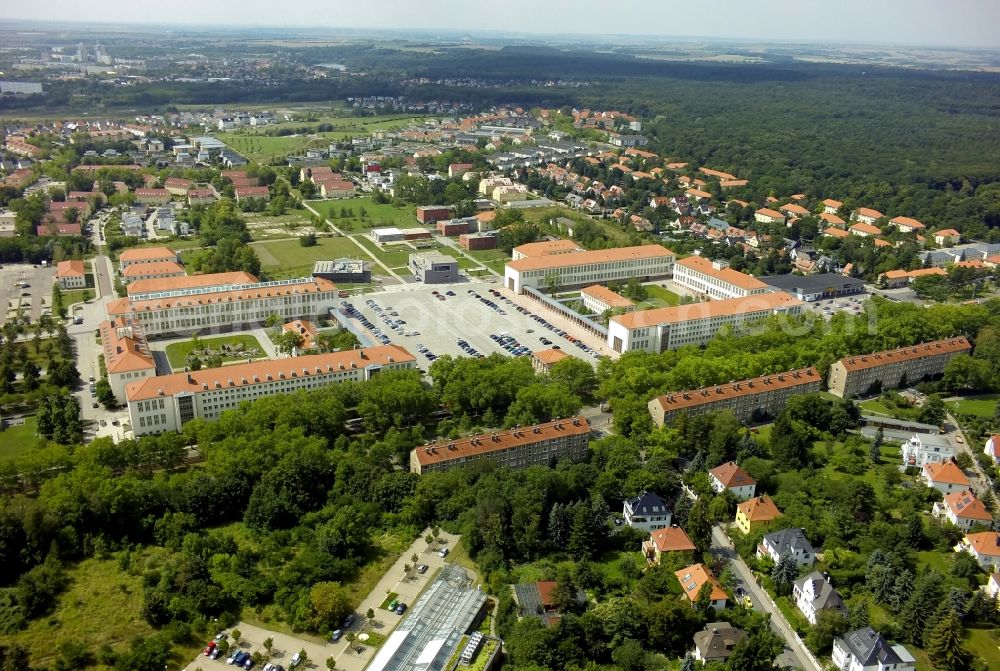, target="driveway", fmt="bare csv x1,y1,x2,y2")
709,525,821,671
